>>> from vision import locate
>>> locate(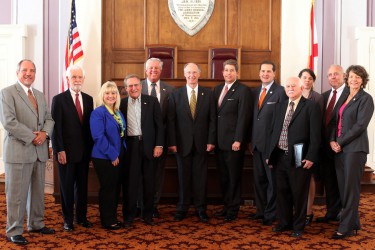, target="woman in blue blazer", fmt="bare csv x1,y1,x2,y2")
329,65,374,239
90,81,126,230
